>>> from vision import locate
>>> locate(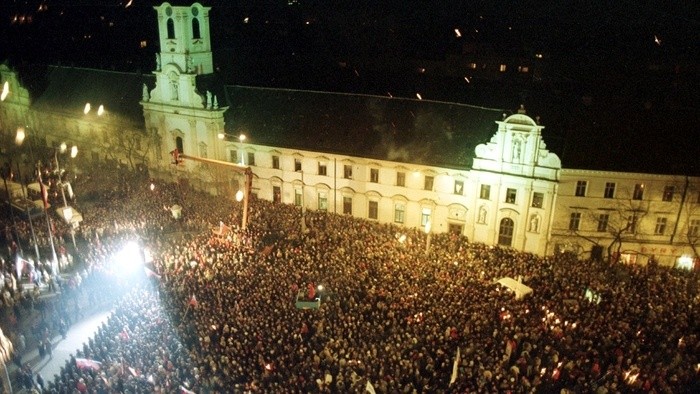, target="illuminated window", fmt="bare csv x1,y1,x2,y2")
655,217,667,235
480,184,490,200
394,203,405,223
569,213,581,231
421,208,431,227
368,201,378,219
505,188,517,204
662,186,675,202
424,176,434,191
689,219,700,237
396,172,405,187
344,165,352,179
633,184,644,200
532,192,544,208
343,196,352,214
628,215,638,233
604,182,615,198
370,168,379,183
469,62,477,69
272,155,280,169
597,214,609,232
318,162,327,176
575,181,587,197
454,180,464,195
518,66,529,73
294,159,301,172
499,64,507,72
318,192,328,211
140,40,148,48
